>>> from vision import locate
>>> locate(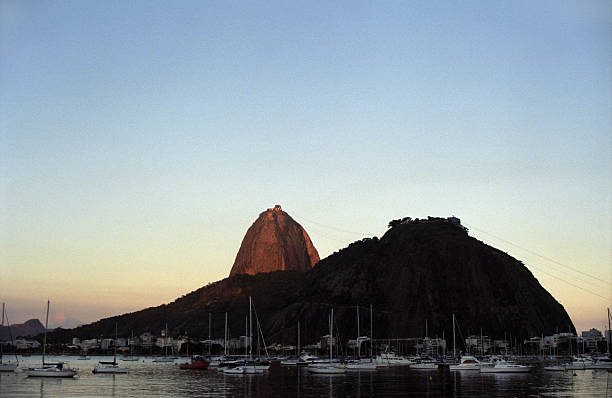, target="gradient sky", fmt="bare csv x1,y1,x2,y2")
1,1,610,334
